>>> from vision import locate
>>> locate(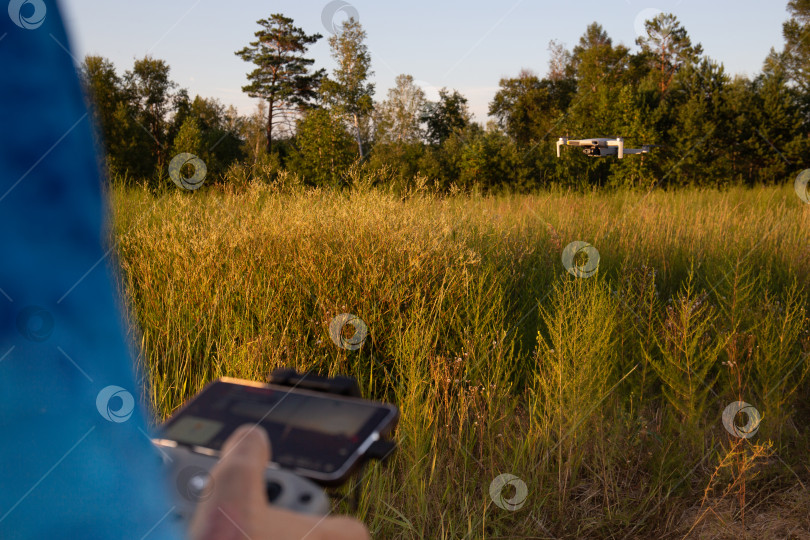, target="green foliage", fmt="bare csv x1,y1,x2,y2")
572,22,631,92
440,125,533,191
605,85,660,188
750,280,809,443
662,60,732,186
747,68,810,179
81,56,122,157
365,141,427,192
171,116,204,157
489,69,566,146
287,108,358,186
107,100,154,180
421,88,471,145
186,96,245,176
123,56,177,175
532,276,619,510
646,267,725,440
